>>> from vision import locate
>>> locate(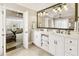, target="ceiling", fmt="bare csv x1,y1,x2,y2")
17,3,56,11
